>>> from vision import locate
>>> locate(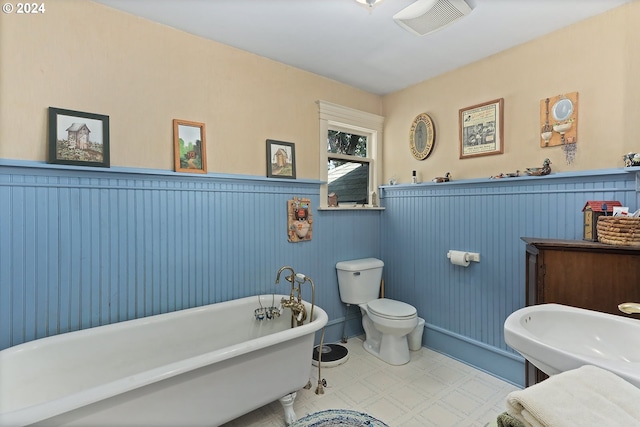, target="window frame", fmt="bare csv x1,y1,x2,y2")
318,100,384,209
